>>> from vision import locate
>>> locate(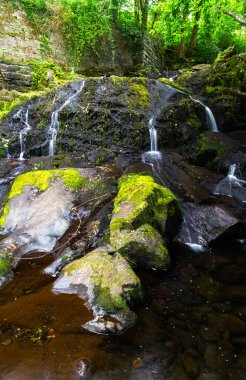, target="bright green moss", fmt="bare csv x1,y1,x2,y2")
29,60,77,89
0,249,12,276
110,173,176,233
110,76,150,108
158,78,191,95
0,169,85,227
129,81,149,108
0,90,45,121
